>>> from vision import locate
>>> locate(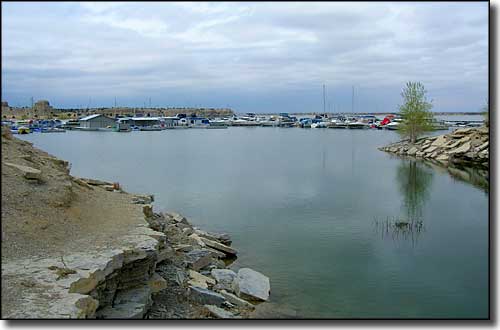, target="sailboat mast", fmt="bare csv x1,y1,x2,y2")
323,84,326,115
351,86,354,114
